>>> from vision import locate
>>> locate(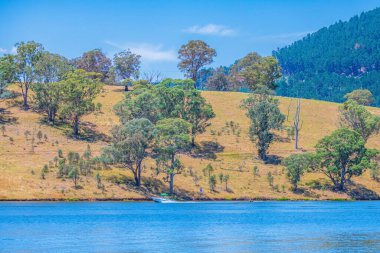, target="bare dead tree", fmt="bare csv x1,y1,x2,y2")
142,71,163,84
293,98,302,150
286,99,293,121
